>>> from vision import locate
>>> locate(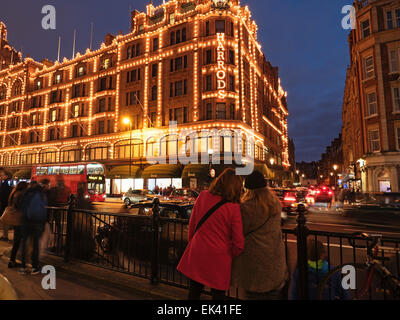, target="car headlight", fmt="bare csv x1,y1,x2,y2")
85,195,90,199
